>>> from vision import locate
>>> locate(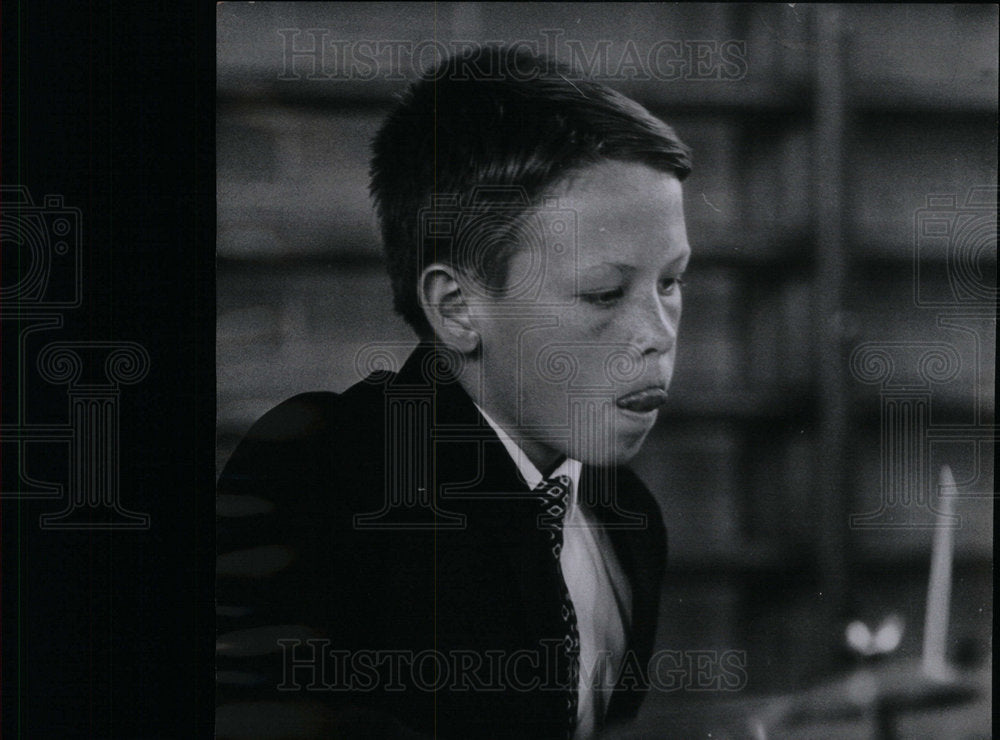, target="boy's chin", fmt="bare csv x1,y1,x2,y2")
565,429,653,468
